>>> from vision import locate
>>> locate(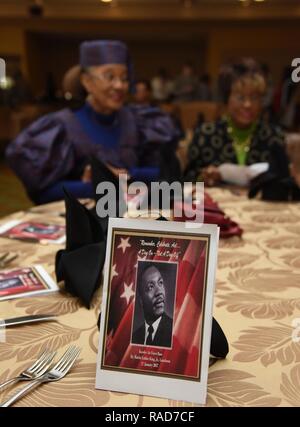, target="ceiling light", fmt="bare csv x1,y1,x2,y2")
0,76,14,90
